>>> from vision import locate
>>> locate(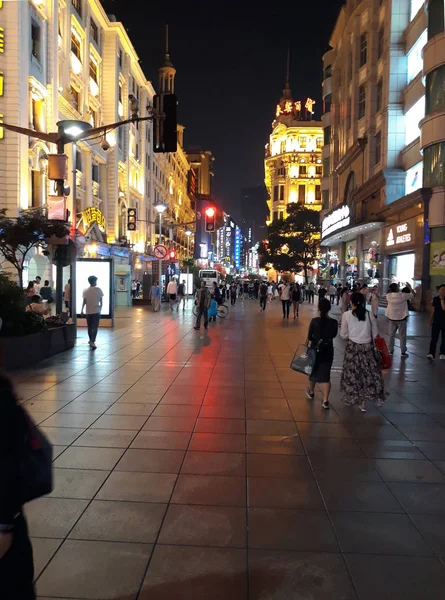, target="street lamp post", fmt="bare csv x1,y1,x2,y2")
185,229,192,299
155,203,168,296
